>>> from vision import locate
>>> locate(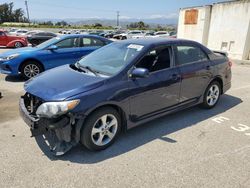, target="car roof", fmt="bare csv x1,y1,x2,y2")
114,38,212,53
59,34,108,40
114,38,192,46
